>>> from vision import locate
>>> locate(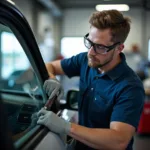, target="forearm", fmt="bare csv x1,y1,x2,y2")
46,63,56,78
45,60,64,78
69,123,127,150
